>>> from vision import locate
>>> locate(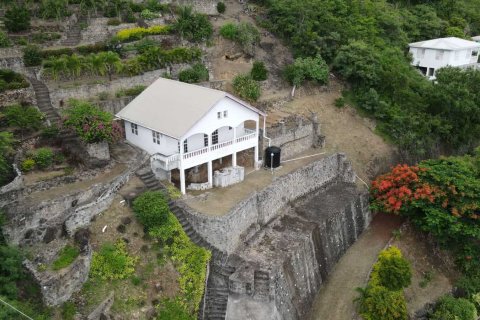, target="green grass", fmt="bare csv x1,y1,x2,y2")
52,245,80,271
